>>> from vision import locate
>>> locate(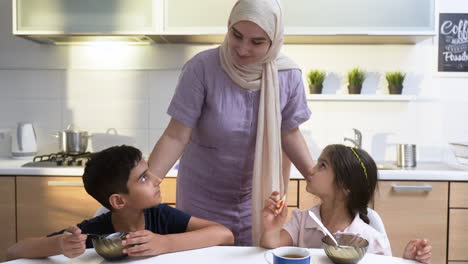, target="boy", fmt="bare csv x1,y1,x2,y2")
7,145,234,260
